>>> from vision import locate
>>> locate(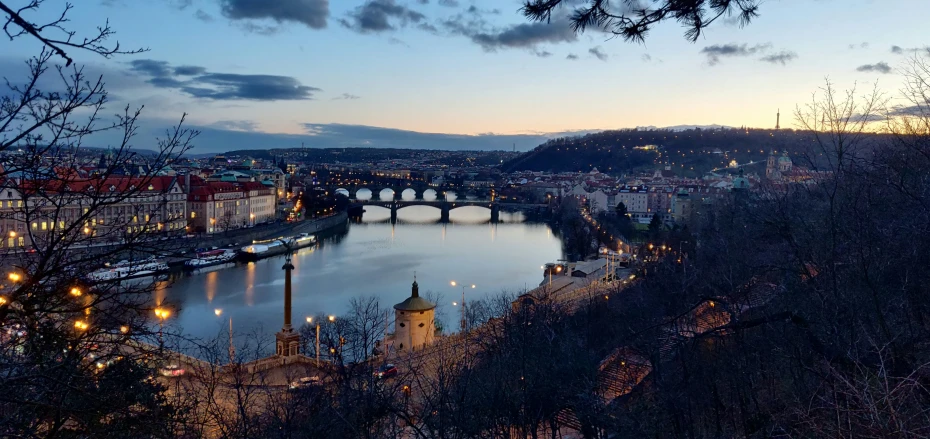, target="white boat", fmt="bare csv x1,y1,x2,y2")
240,233,316,261
88,259,170,282
185,249,237,269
